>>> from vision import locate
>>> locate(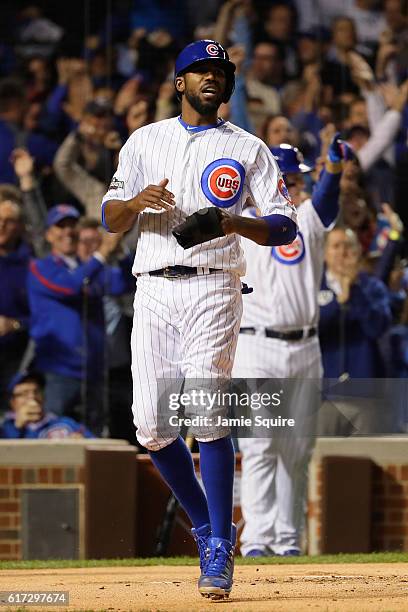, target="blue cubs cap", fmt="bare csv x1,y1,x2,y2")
270,144,314,174
8,370,45,395
174,39,236,102
46,204,80,228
